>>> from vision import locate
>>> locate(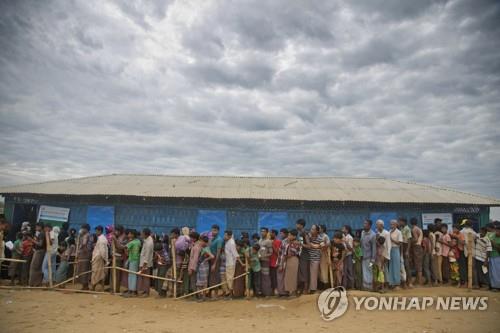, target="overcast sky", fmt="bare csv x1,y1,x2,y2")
0,0,499,204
